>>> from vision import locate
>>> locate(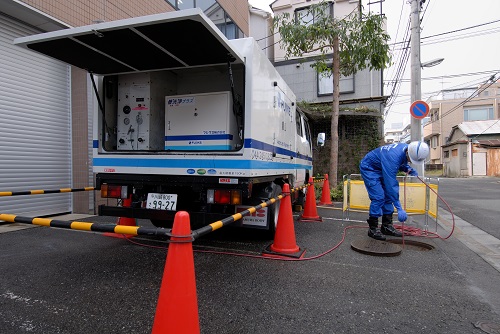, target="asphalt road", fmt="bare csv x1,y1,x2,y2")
435,176,500,240
1,203,500,334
